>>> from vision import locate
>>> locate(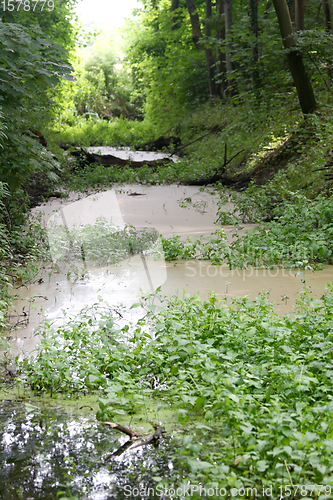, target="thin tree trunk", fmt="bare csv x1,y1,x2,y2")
171,0,180,31
264,0,272,18
323,0,332,31
216,0,227,97
224,0,233,95
272,0,317,114
249,0,260,91
185,0,204,49
205,0,217,98
185,0,219,97
295,0,305,29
